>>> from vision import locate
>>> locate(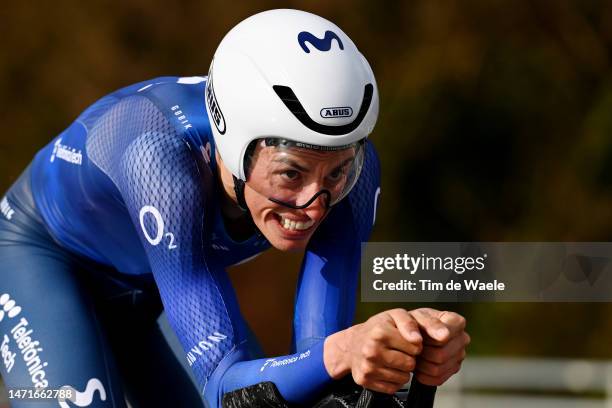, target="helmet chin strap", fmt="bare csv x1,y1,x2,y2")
232,175,249,212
